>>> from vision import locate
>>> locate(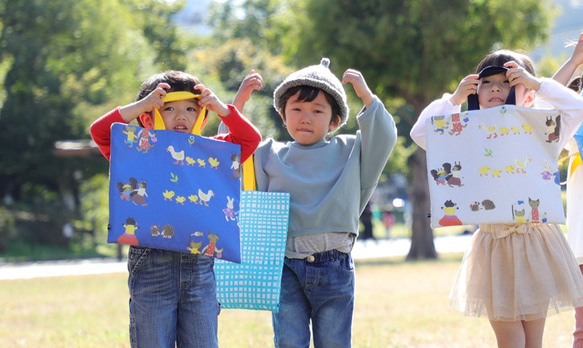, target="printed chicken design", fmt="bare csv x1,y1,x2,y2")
198,189,215,206
166,145,185,165
208,157,220,170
